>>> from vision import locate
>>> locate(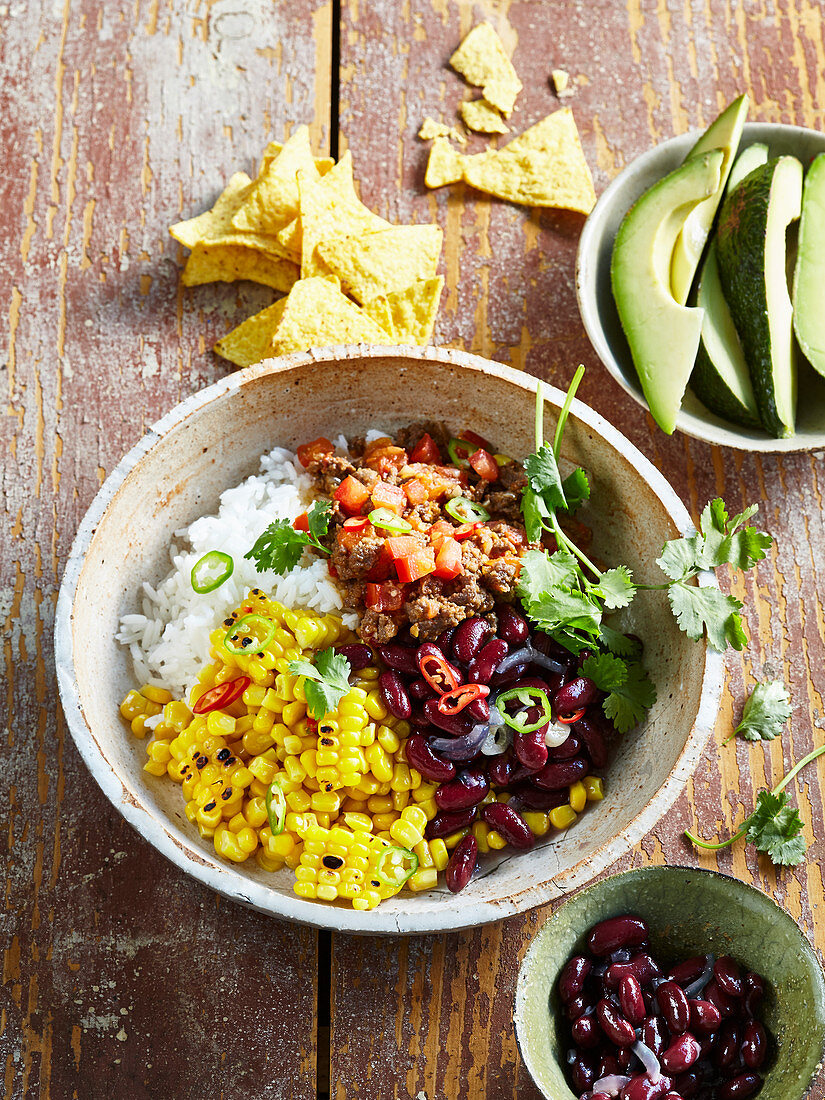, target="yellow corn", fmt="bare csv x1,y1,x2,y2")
569,781,587,813
550,805,578,831
584,776,605,801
